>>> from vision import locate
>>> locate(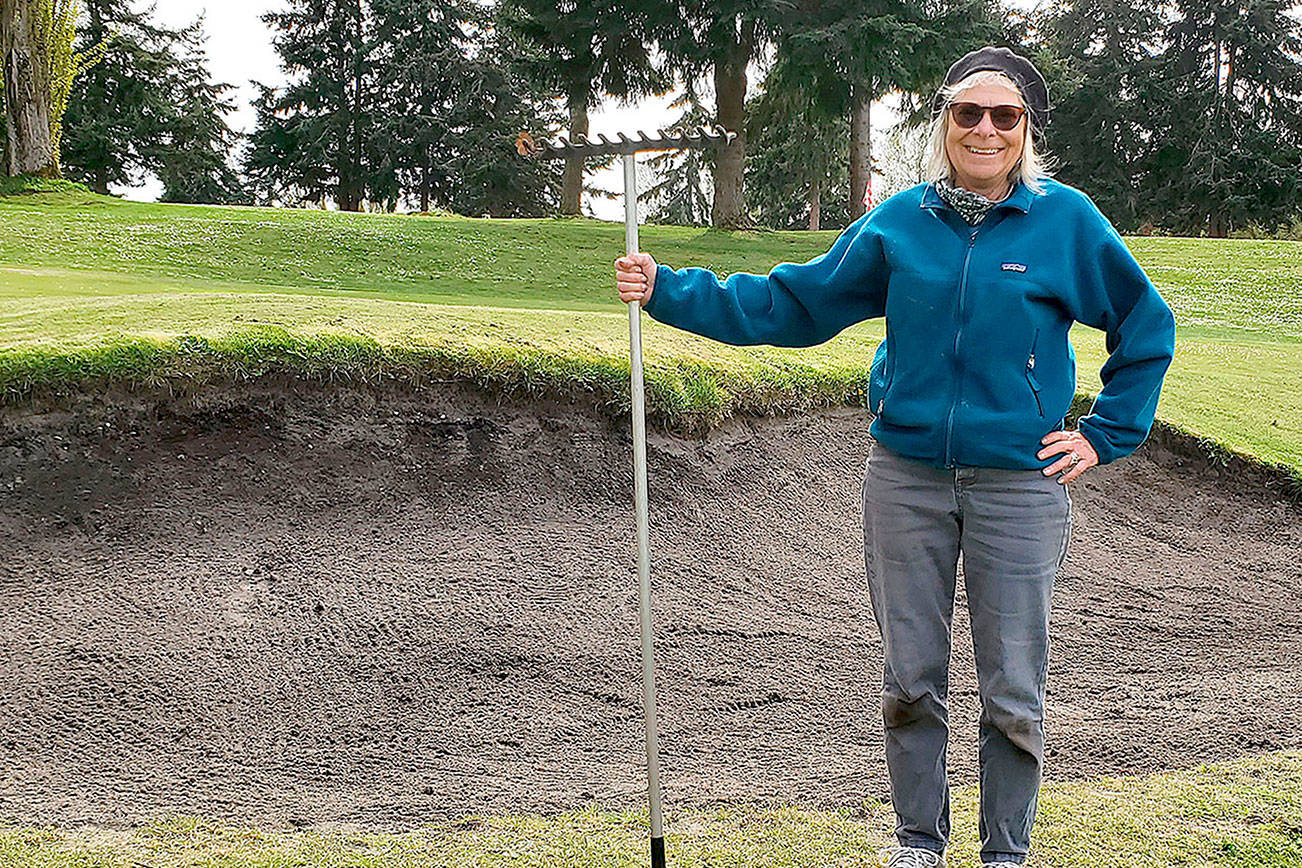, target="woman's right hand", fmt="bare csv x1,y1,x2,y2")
615,252,657,307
